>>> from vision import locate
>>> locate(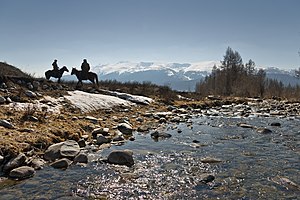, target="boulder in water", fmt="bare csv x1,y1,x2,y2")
107,150,134,167
9,166,35,179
